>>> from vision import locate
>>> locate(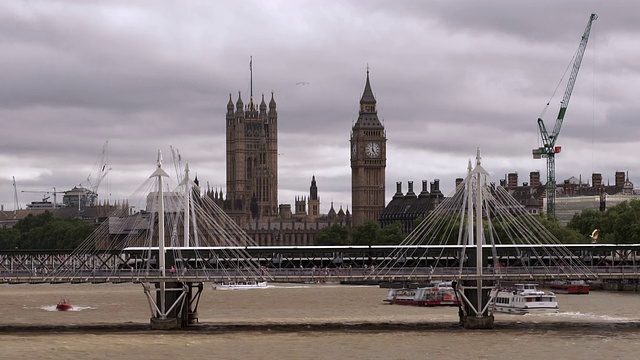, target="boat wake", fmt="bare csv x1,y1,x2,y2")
552,311,638,323
266,284,366,289
38,305,96,312
214,286,272,291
